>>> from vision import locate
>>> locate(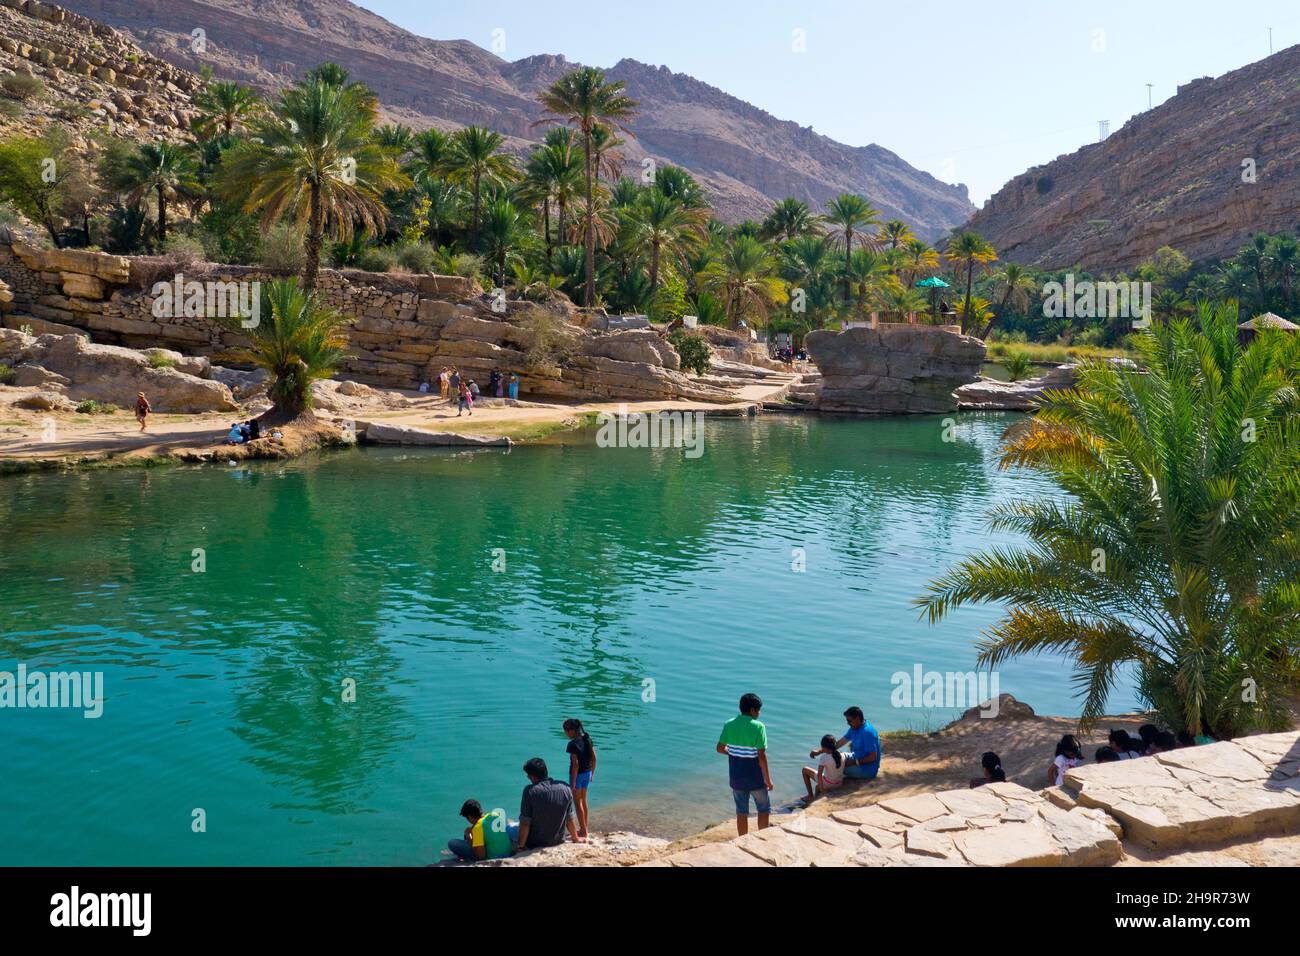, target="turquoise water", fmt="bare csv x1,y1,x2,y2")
0,413,1140,865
